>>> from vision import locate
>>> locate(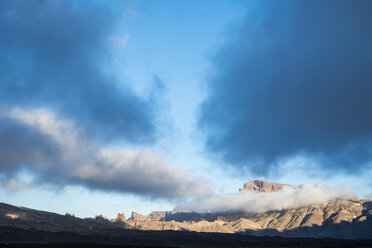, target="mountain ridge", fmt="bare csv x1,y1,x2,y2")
1,180,371,239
